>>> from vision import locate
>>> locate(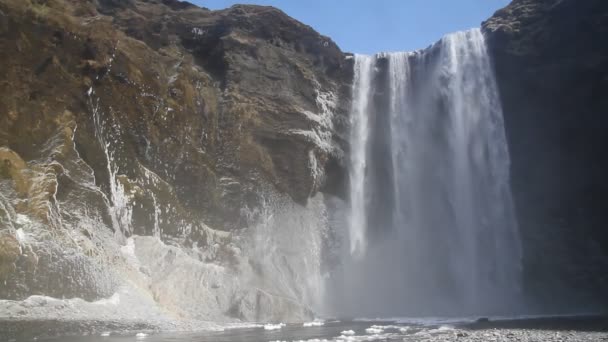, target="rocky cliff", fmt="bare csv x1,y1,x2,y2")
2,0,608,328
483,0,608,310
0,0,351,323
